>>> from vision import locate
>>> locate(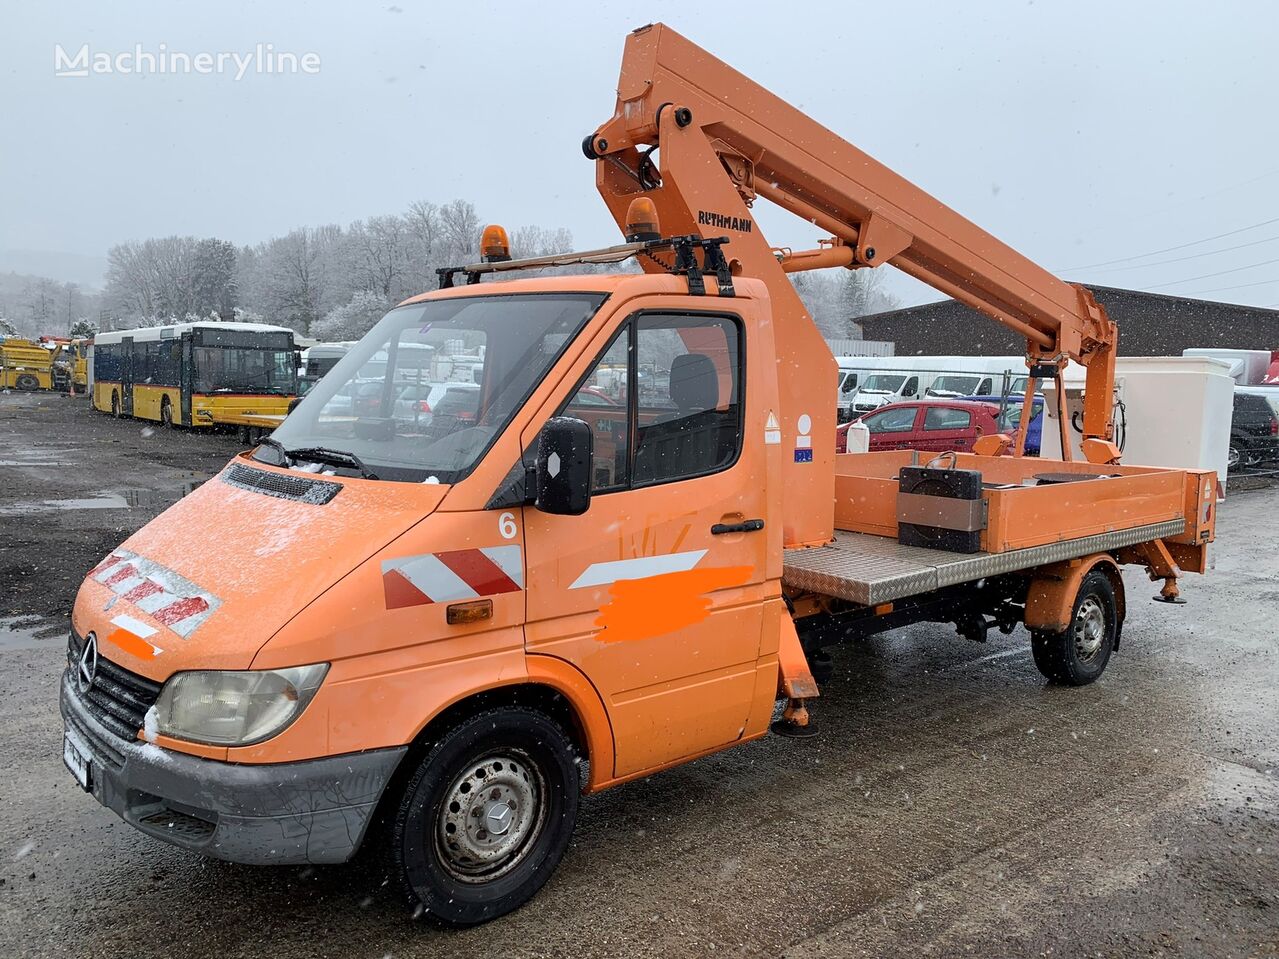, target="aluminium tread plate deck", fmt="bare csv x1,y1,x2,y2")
782,519,1187,606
